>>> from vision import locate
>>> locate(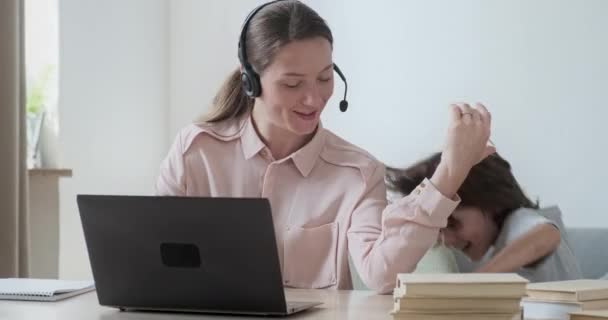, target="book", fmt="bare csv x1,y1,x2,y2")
0,278,95,302
522,298,608,320
394,273,529,298
391,311,522,320
570,310,608,320
526,280,608,302
393,297,522,313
